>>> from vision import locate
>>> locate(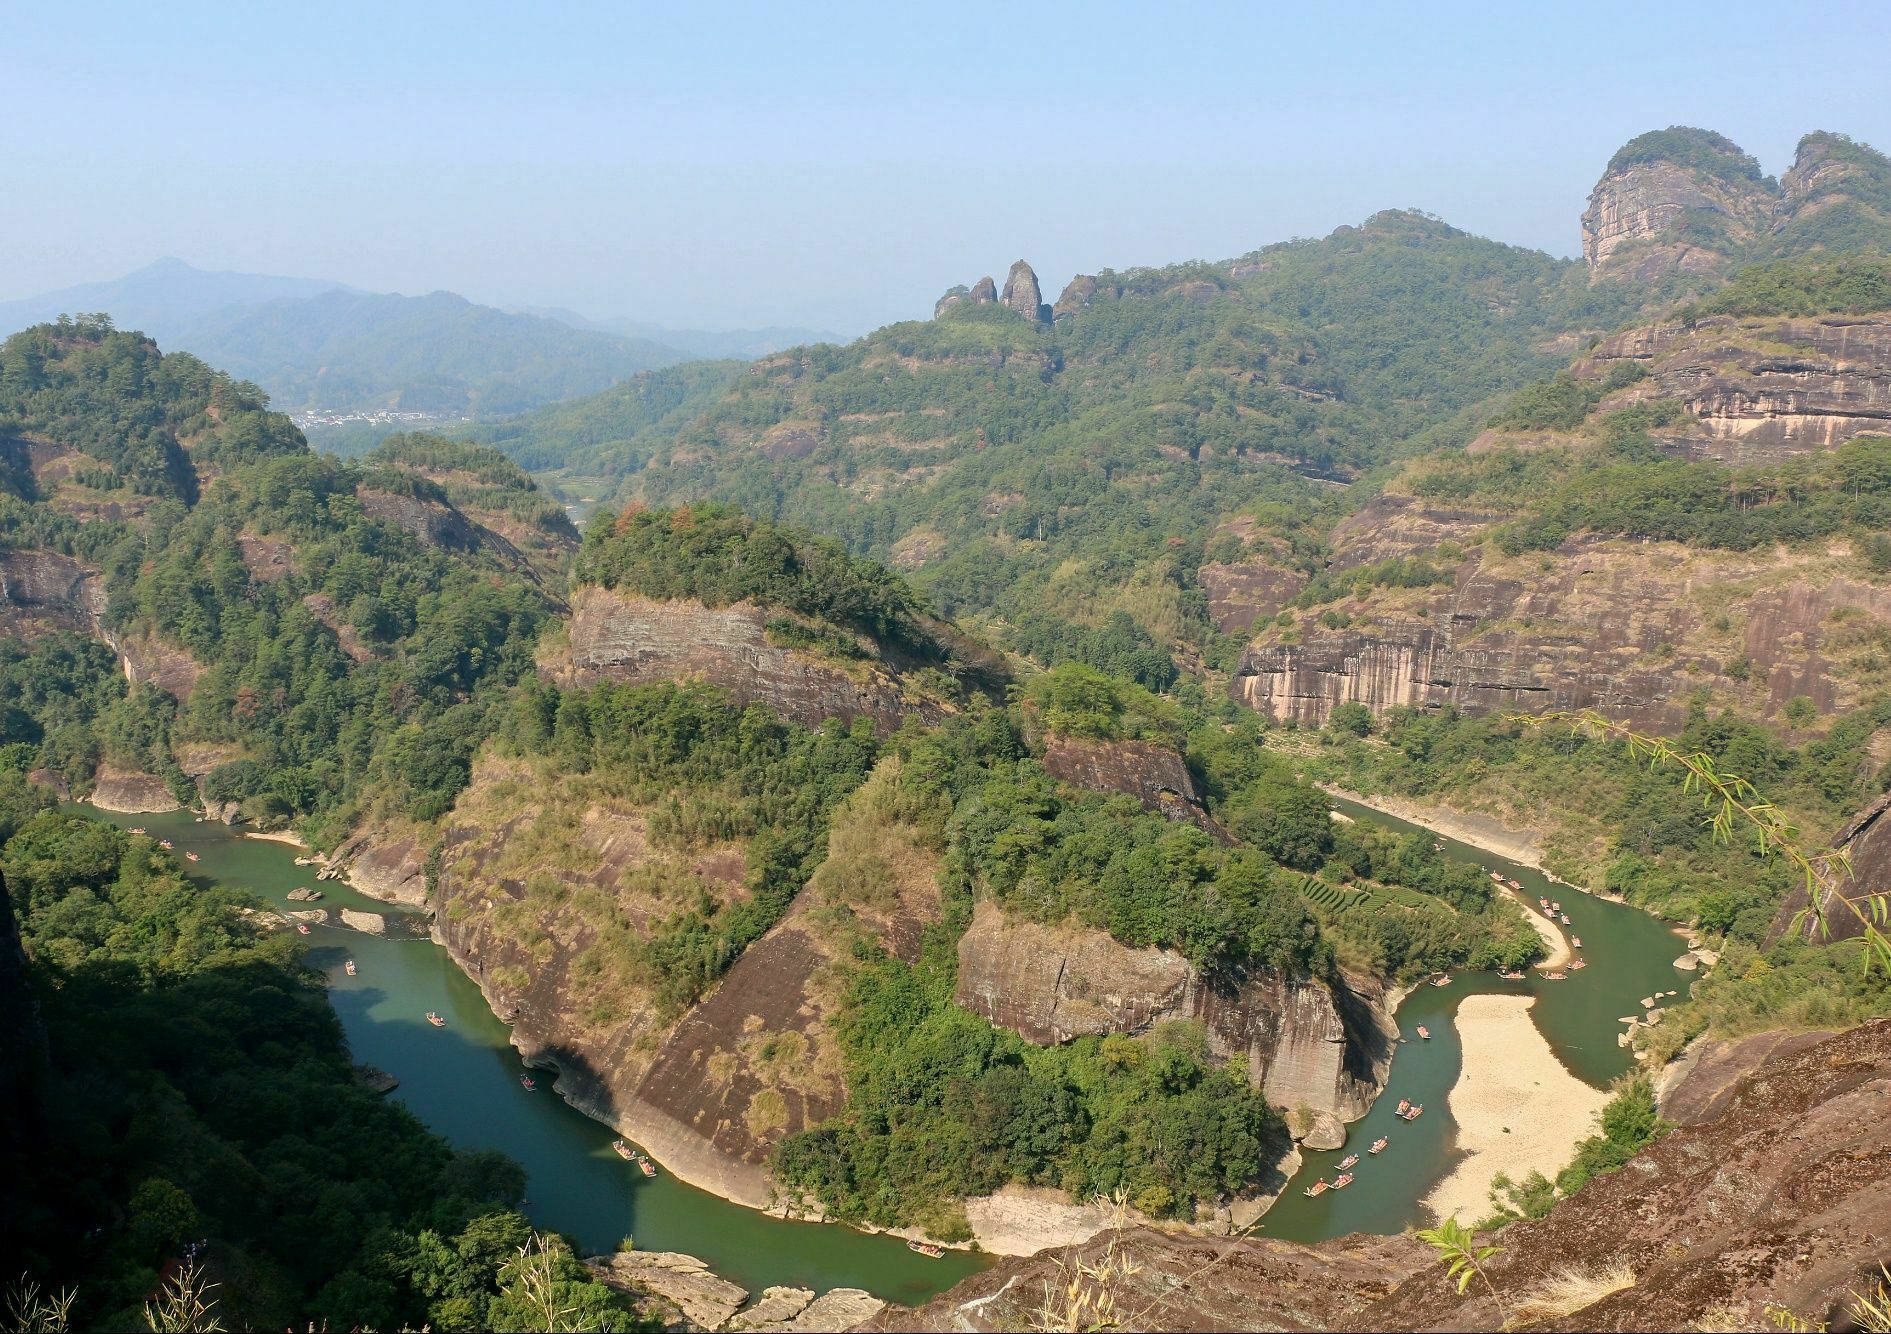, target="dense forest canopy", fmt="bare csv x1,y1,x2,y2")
0,324,563,845
0,794,639,1331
